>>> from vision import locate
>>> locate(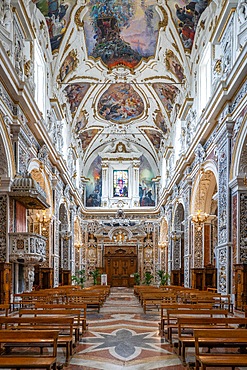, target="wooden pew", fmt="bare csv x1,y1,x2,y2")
160,303,214,336
194,328,247,370
165,308,229,343
0,330,59,370
34,302,87,330
177,316,247,364
142,292,177,313
0,315,74,363
0,303,9,316
66,292,103,312
19,308,82,342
